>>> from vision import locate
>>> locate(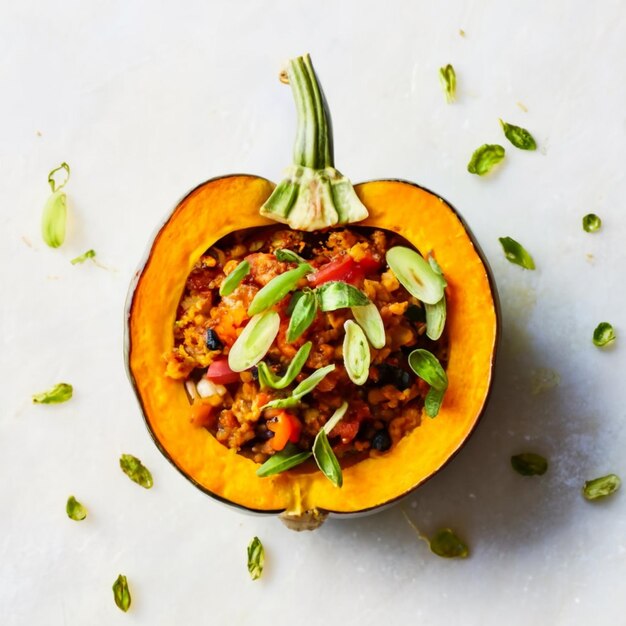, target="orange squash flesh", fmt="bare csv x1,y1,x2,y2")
126,174,498,517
